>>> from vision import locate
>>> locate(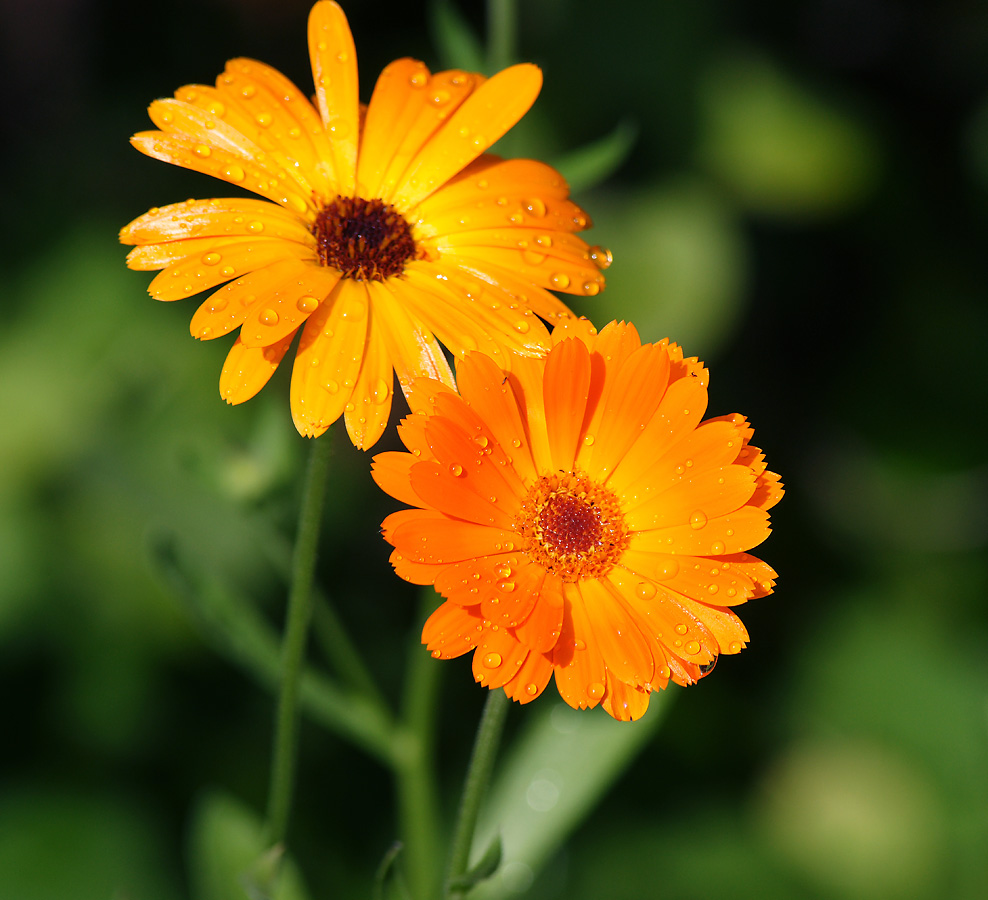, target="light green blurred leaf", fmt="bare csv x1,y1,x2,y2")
471,696,672,899
586,177,747,355
551,120,638,194
187,791,311,900
430,0,485,72
697,49,880,218
449,832,503,891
